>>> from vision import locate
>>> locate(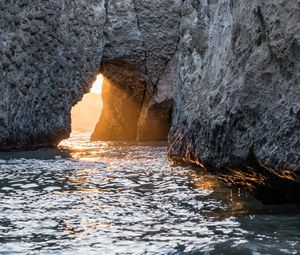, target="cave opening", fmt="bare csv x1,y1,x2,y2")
90,62,147,141
71,74,104,136
70,62,172,142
